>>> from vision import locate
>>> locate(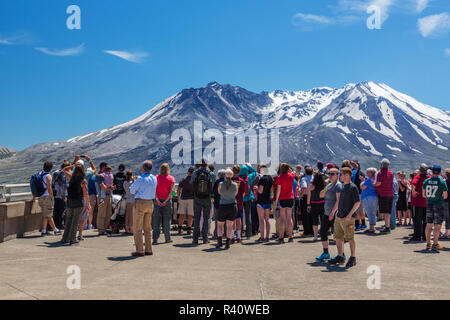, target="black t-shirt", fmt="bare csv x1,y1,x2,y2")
67,176,85,209
179,175,194,200
337,183,360,218
113,172,126,195
257,175,273,205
